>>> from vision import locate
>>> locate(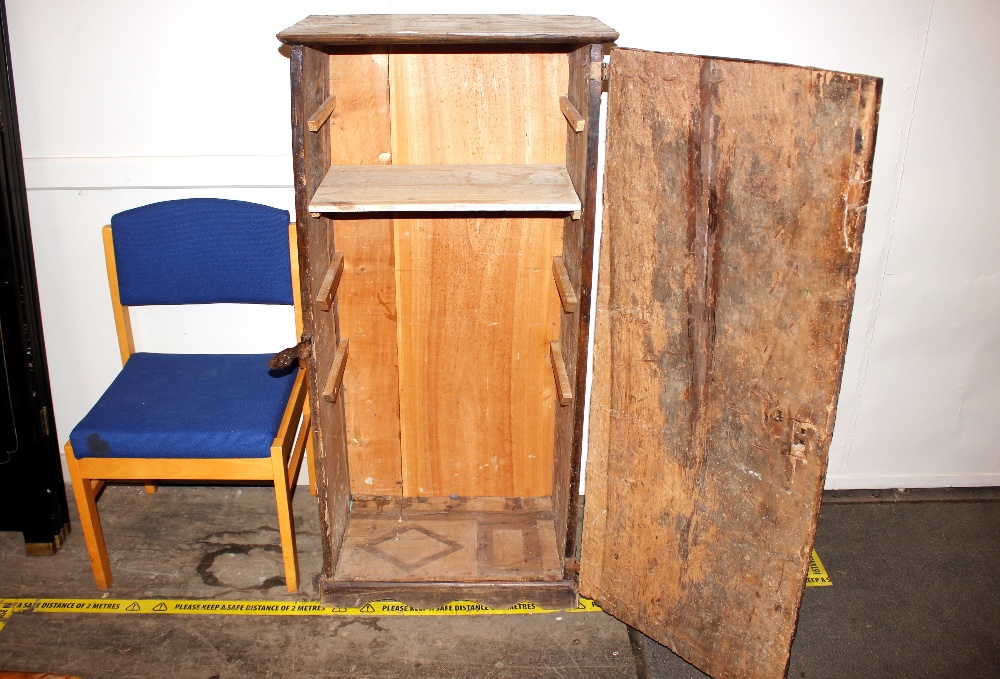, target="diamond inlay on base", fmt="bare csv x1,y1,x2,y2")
362,525,464,573
334,496,563,583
